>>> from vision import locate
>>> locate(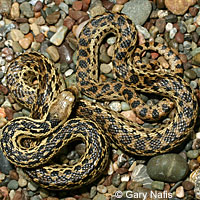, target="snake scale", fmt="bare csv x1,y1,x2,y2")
0,12,198,190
